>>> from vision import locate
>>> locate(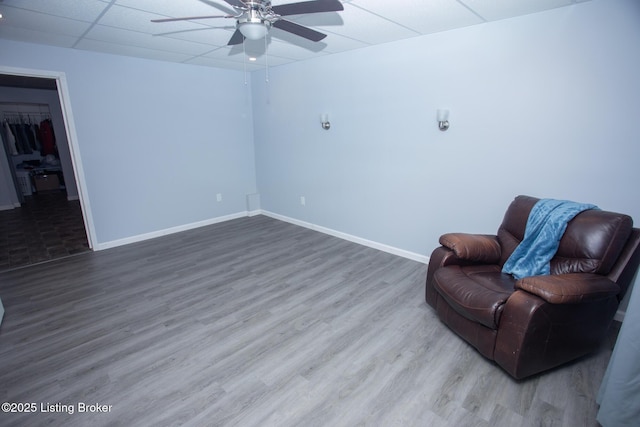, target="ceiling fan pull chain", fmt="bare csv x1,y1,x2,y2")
243,38,248,85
